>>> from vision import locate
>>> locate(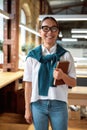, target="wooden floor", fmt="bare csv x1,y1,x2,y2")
27,119,87,130
0,113,87,130
68,119,87,130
